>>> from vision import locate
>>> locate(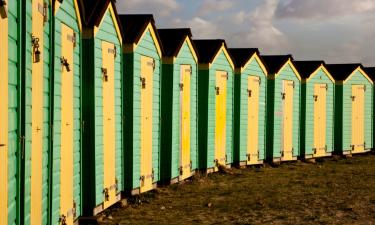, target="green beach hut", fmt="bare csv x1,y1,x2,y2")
24,0,52,224
51,1,83,224
262,55,301,162
0,0,22,224
193,39,235,173
363,67,375,151
327,64,373,155
158,28,199,184
119,14,163,194
79,0,123,215
229,48,268,166
294,61,335,159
